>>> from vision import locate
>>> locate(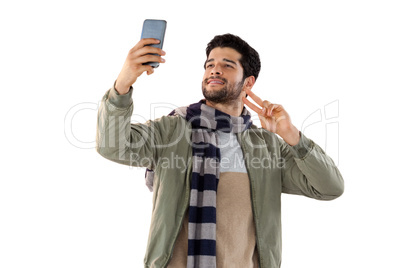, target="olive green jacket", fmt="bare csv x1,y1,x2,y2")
96,85,344,268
